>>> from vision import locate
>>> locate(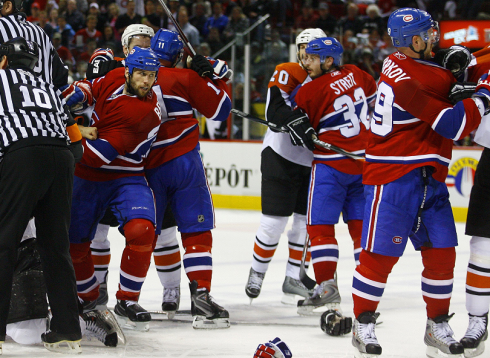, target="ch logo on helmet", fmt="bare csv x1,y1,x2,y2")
323,39,332,45
403,14,413,22
130,48,136,55
392,236,403,244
